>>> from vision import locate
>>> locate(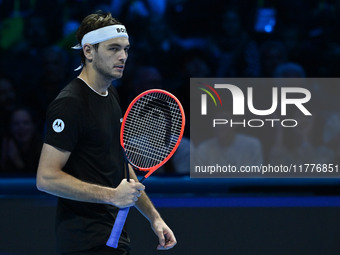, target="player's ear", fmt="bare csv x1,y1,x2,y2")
83,44,93,62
